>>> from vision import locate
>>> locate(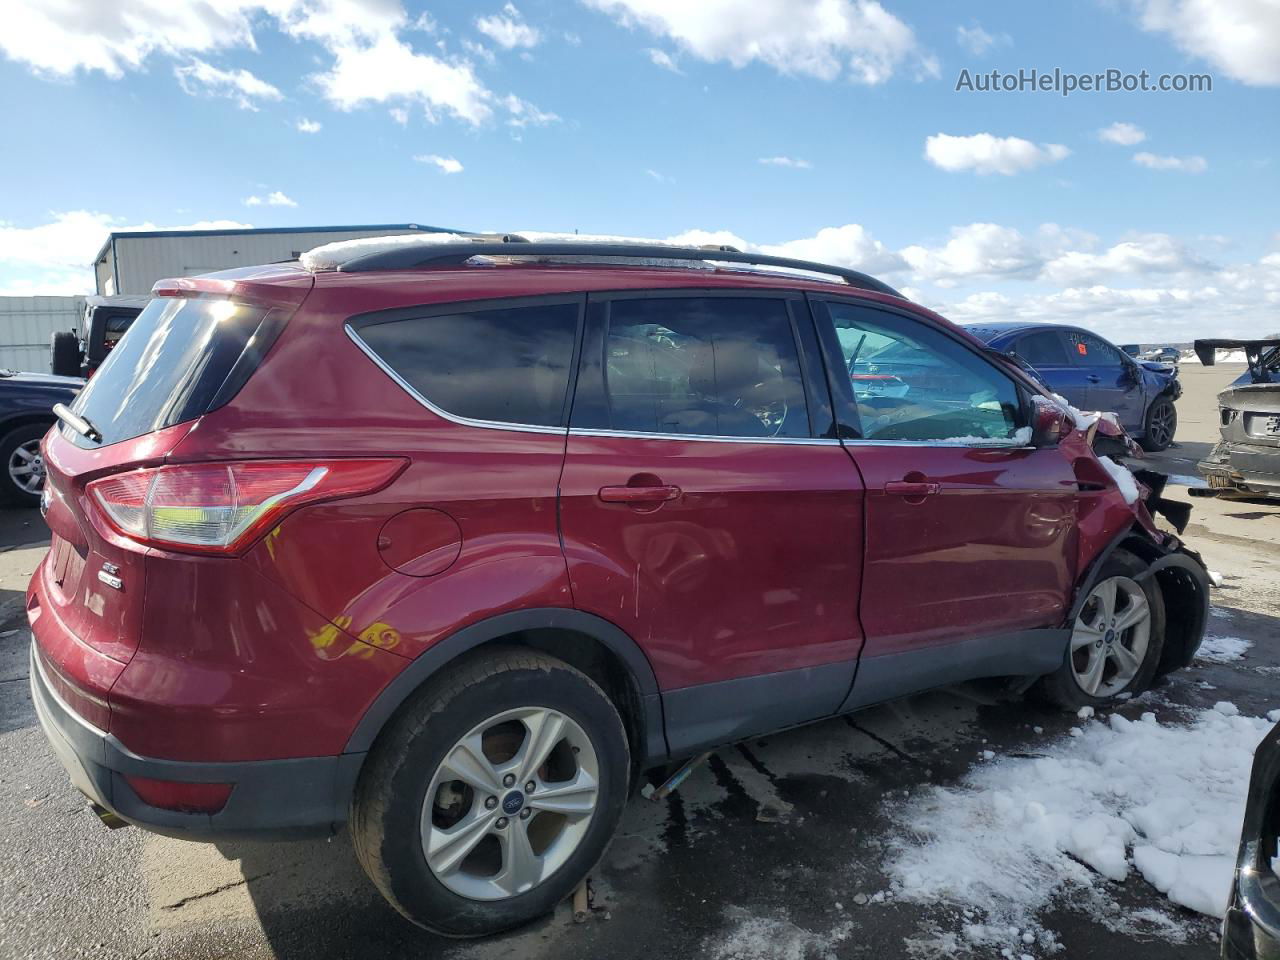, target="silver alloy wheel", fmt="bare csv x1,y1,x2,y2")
1070,575,1151,697
421,707,599,901
8,439,45,495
